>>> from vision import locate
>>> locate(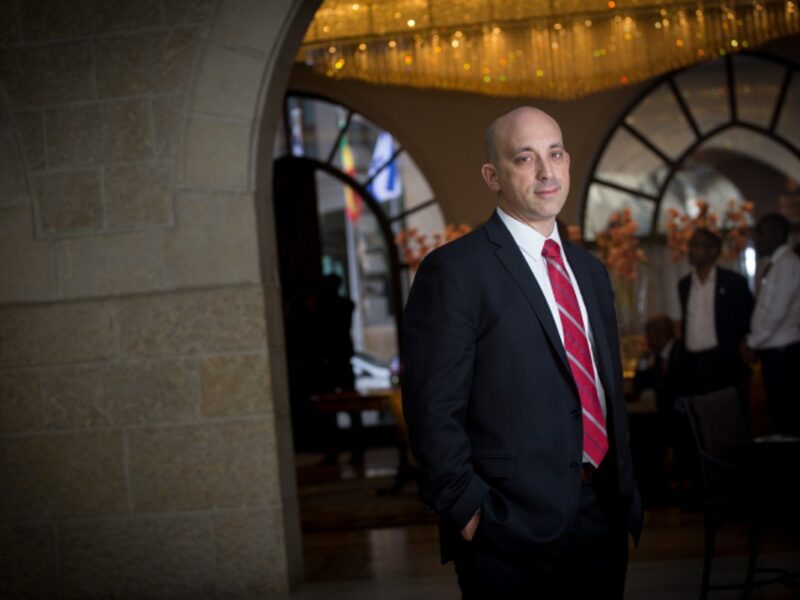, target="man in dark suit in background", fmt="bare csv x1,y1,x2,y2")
402,107,642,599
678,229,753,405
